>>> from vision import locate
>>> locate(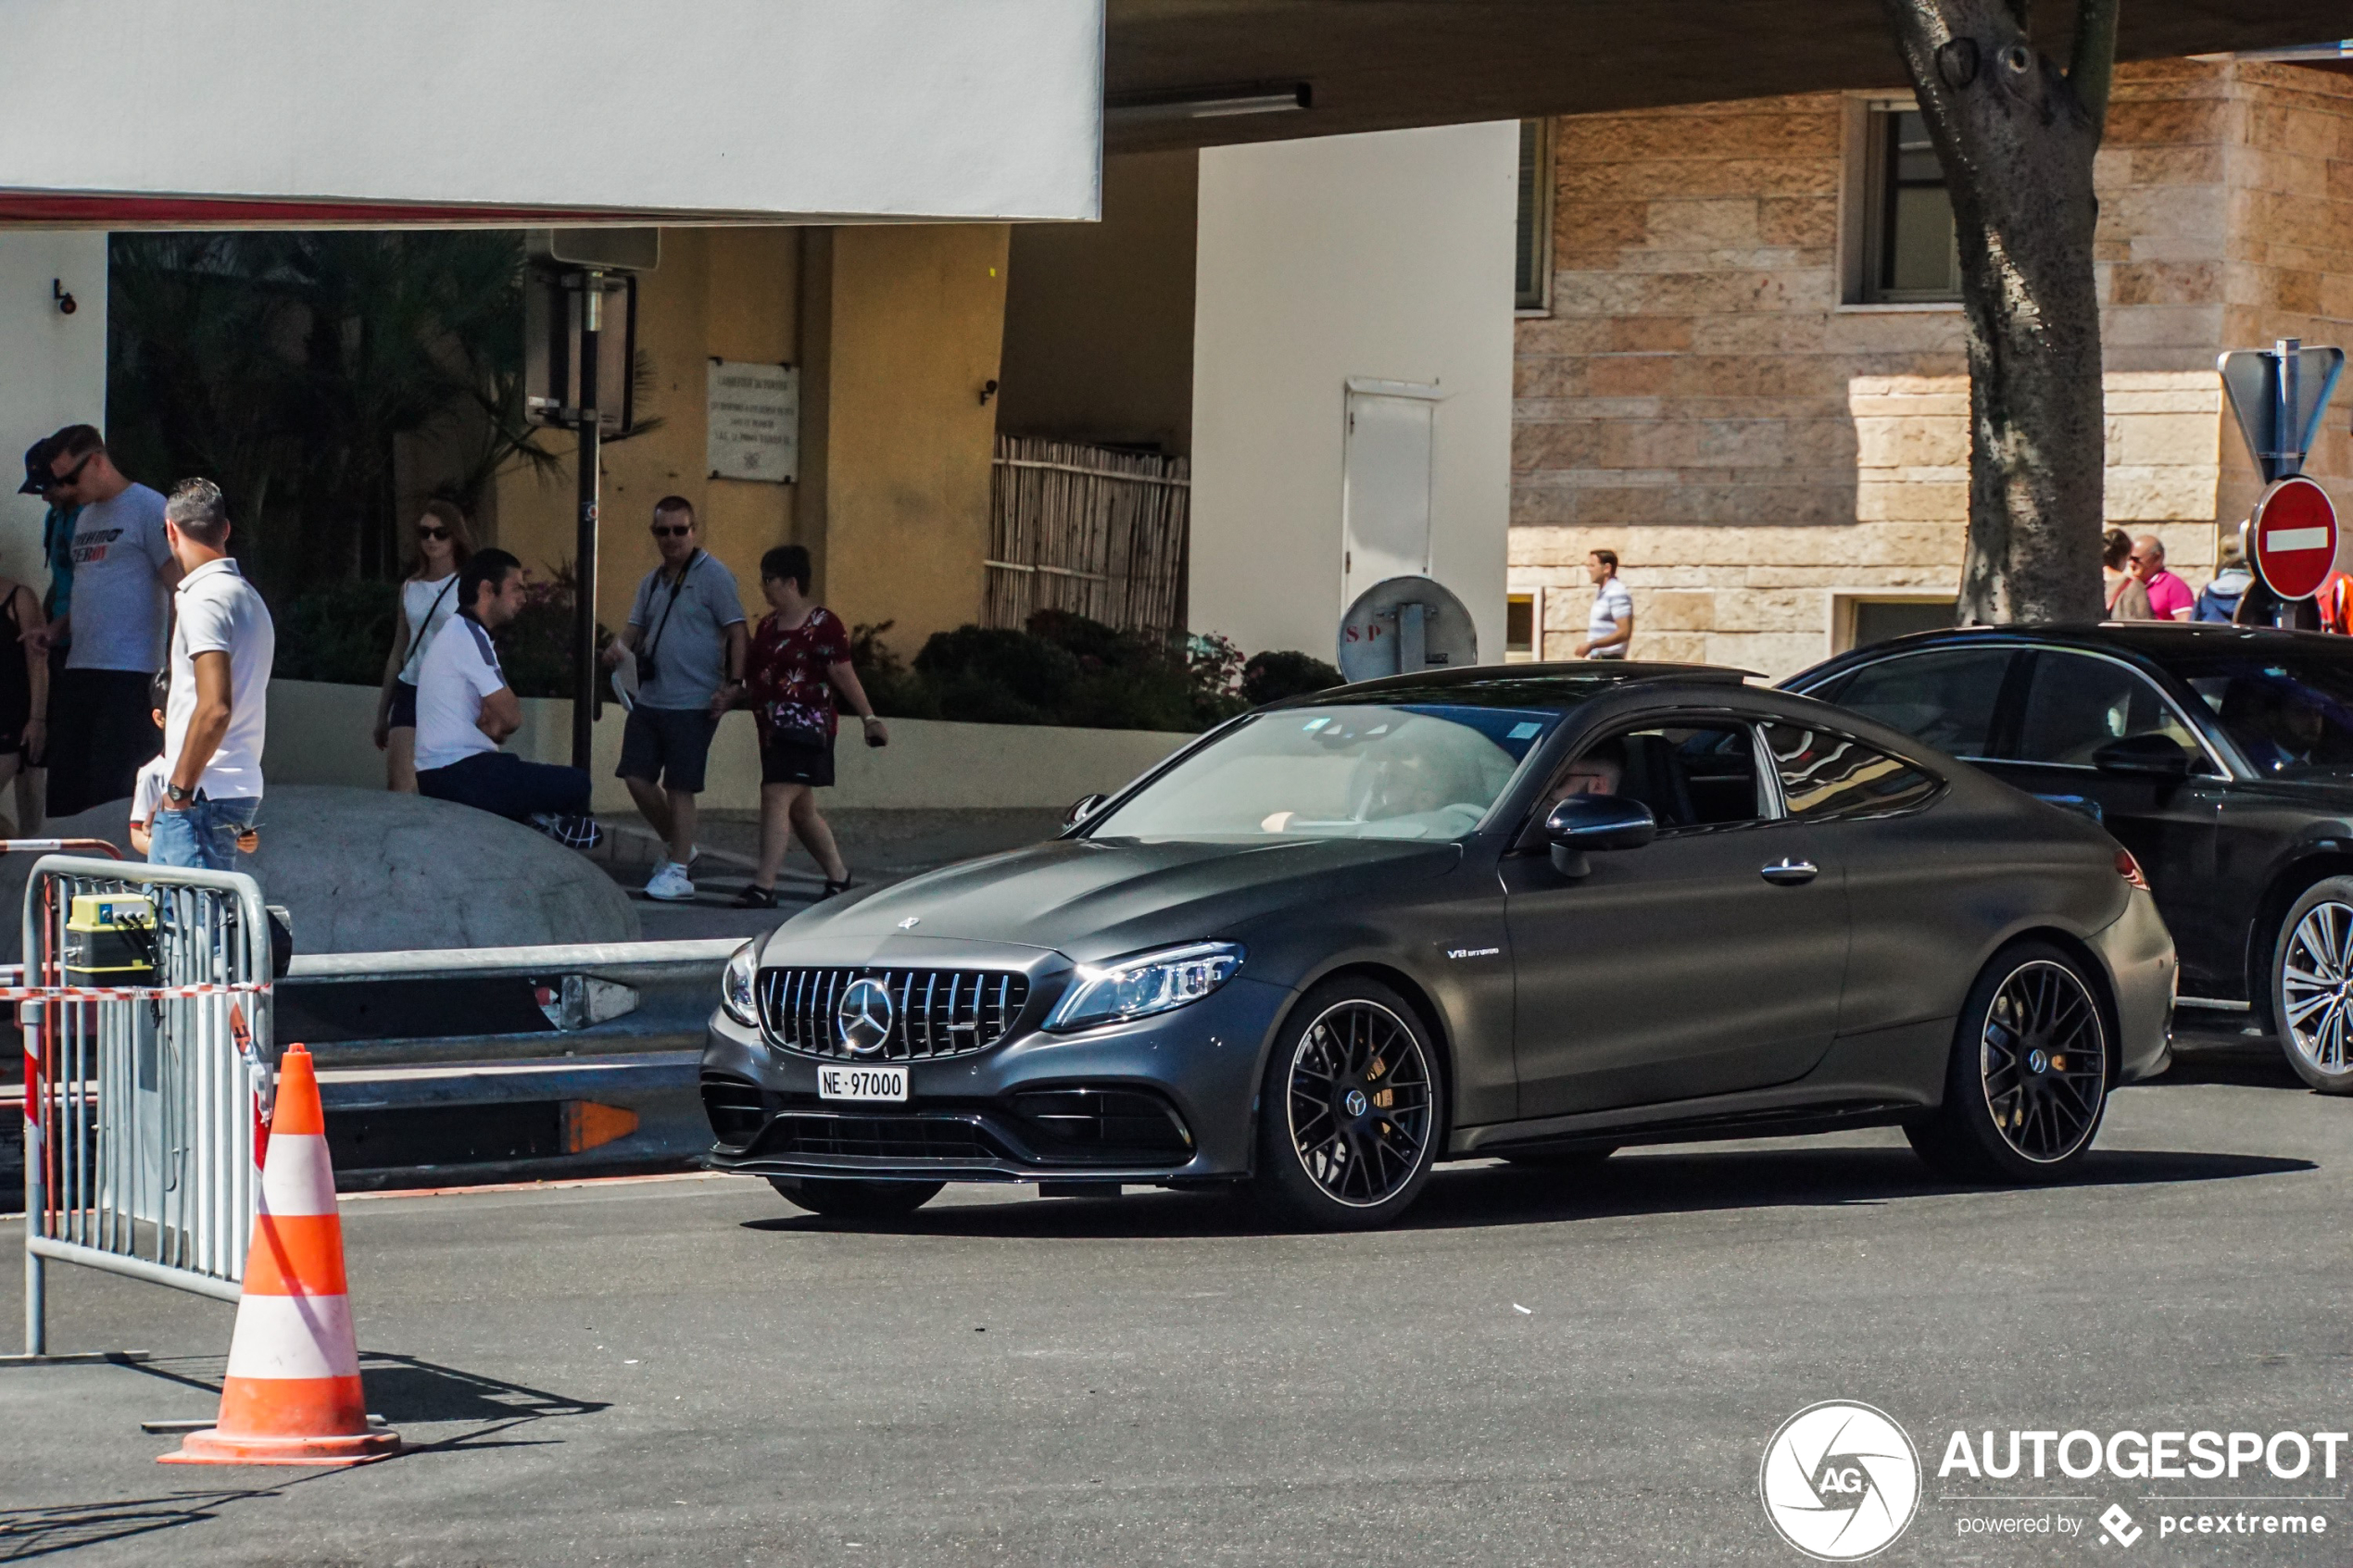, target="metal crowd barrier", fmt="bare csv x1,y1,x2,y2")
10,855,274,1361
